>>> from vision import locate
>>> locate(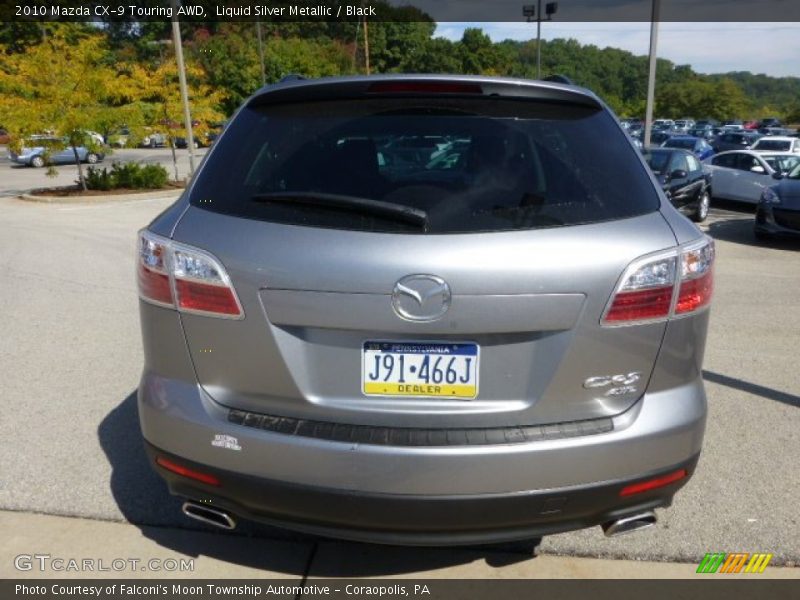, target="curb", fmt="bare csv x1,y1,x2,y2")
18,188,183,204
